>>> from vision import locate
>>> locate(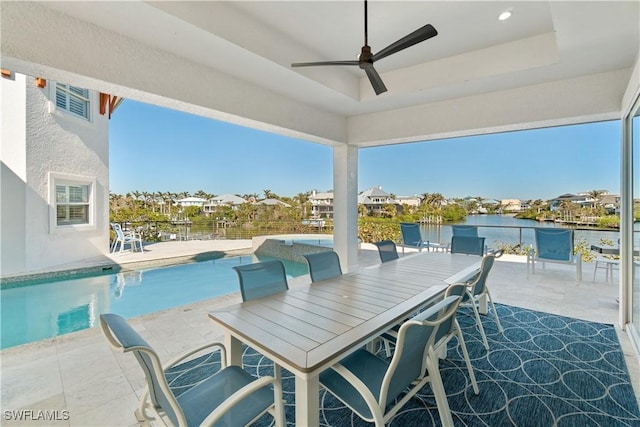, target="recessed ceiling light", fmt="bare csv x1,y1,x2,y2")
498,11,512,21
